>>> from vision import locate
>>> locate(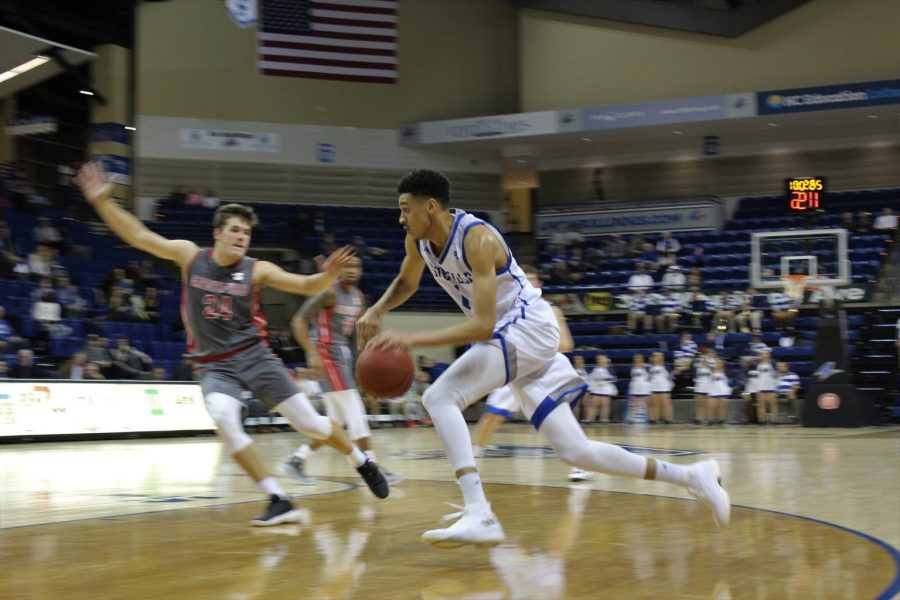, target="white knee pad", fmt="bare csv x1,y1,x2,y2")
205,393,252,454
277,393,333,440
